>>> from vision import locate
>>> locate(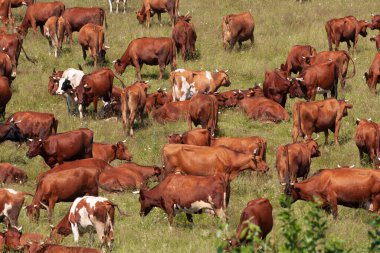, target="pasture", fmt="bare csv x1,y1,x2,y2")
1,0,379,252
